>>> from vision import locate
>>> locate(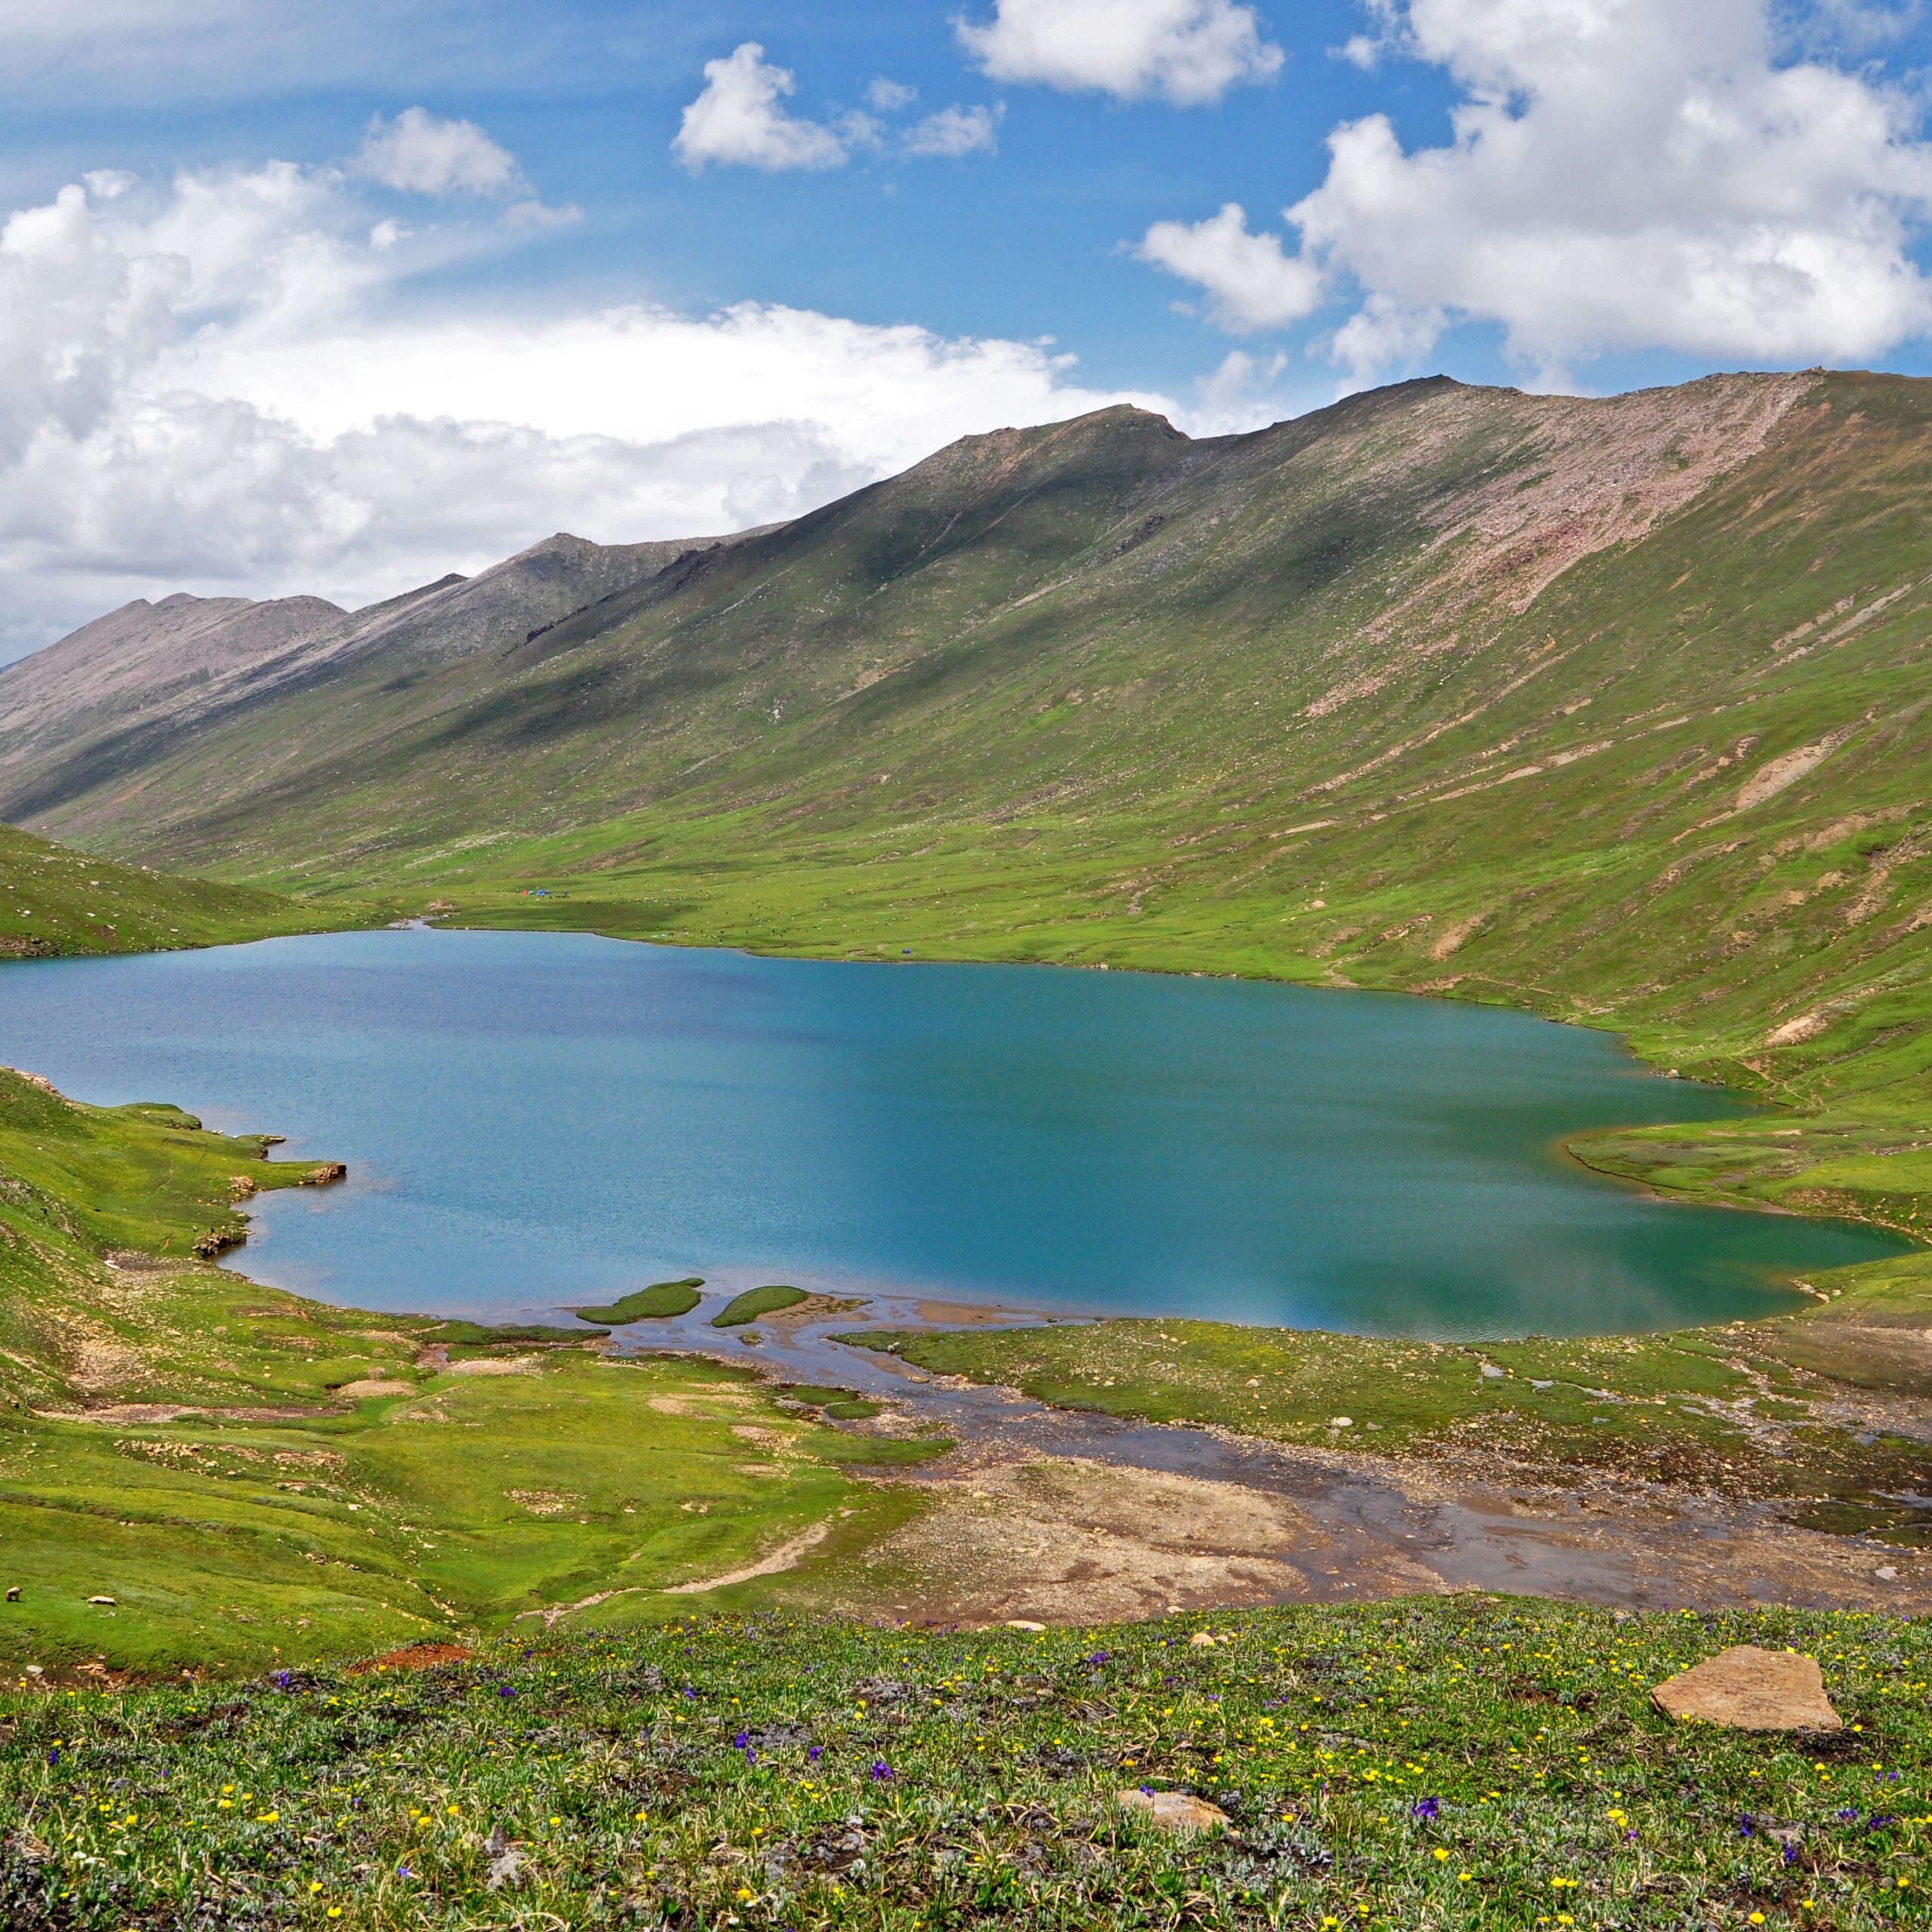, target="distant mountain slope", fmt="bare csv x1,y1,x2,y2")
0,527,757,825
0,374,1818,857
0,591,349,779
